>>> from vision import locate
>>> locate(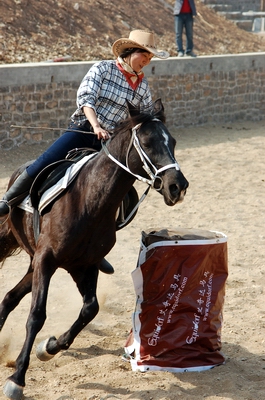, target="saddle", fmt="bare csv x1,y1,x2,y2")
28,147,139,241
30,148,96,209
